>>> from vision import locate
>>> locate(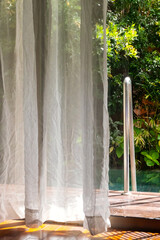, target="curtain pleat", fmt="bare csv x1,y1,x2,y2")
0,0,109,234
